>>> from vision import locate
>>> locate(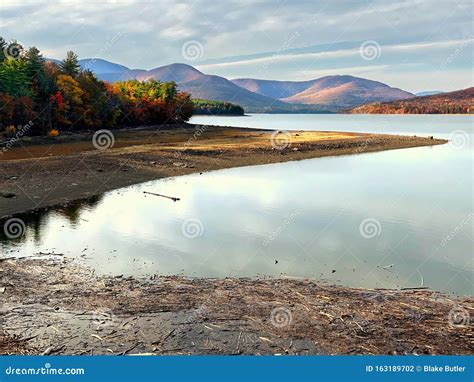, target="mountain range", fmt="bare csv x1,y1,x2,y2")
349,87,473,114
74,58,419,112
